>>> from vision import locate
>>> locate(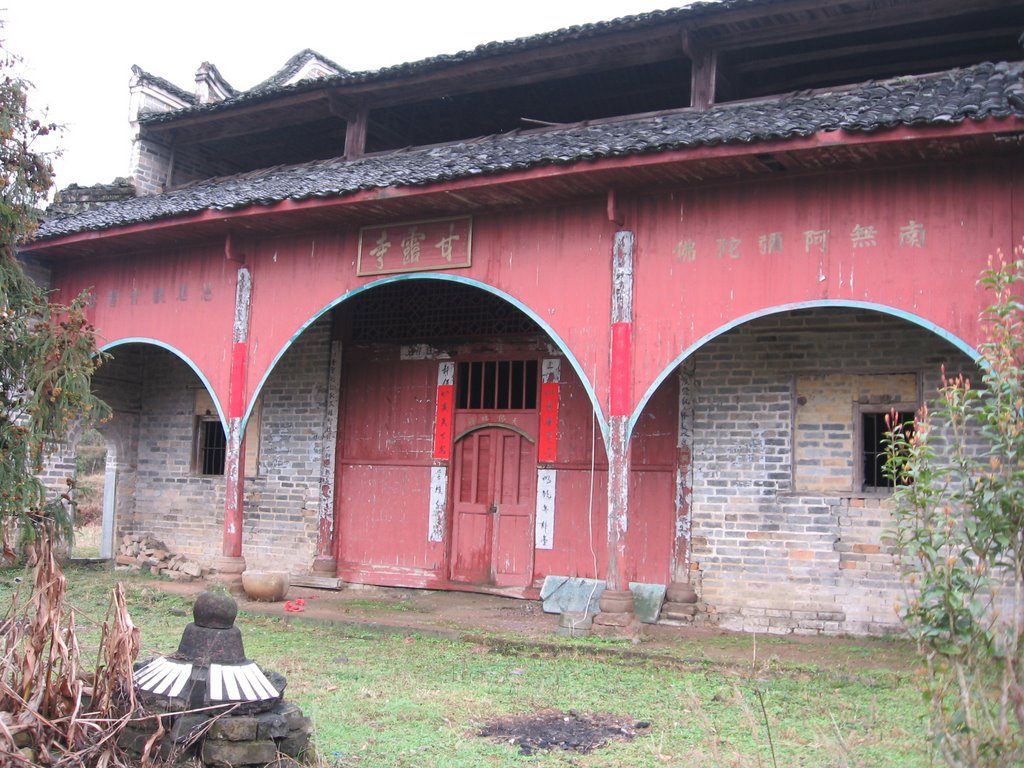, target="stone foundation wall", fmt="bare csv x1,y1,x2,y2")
688,308,978,635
